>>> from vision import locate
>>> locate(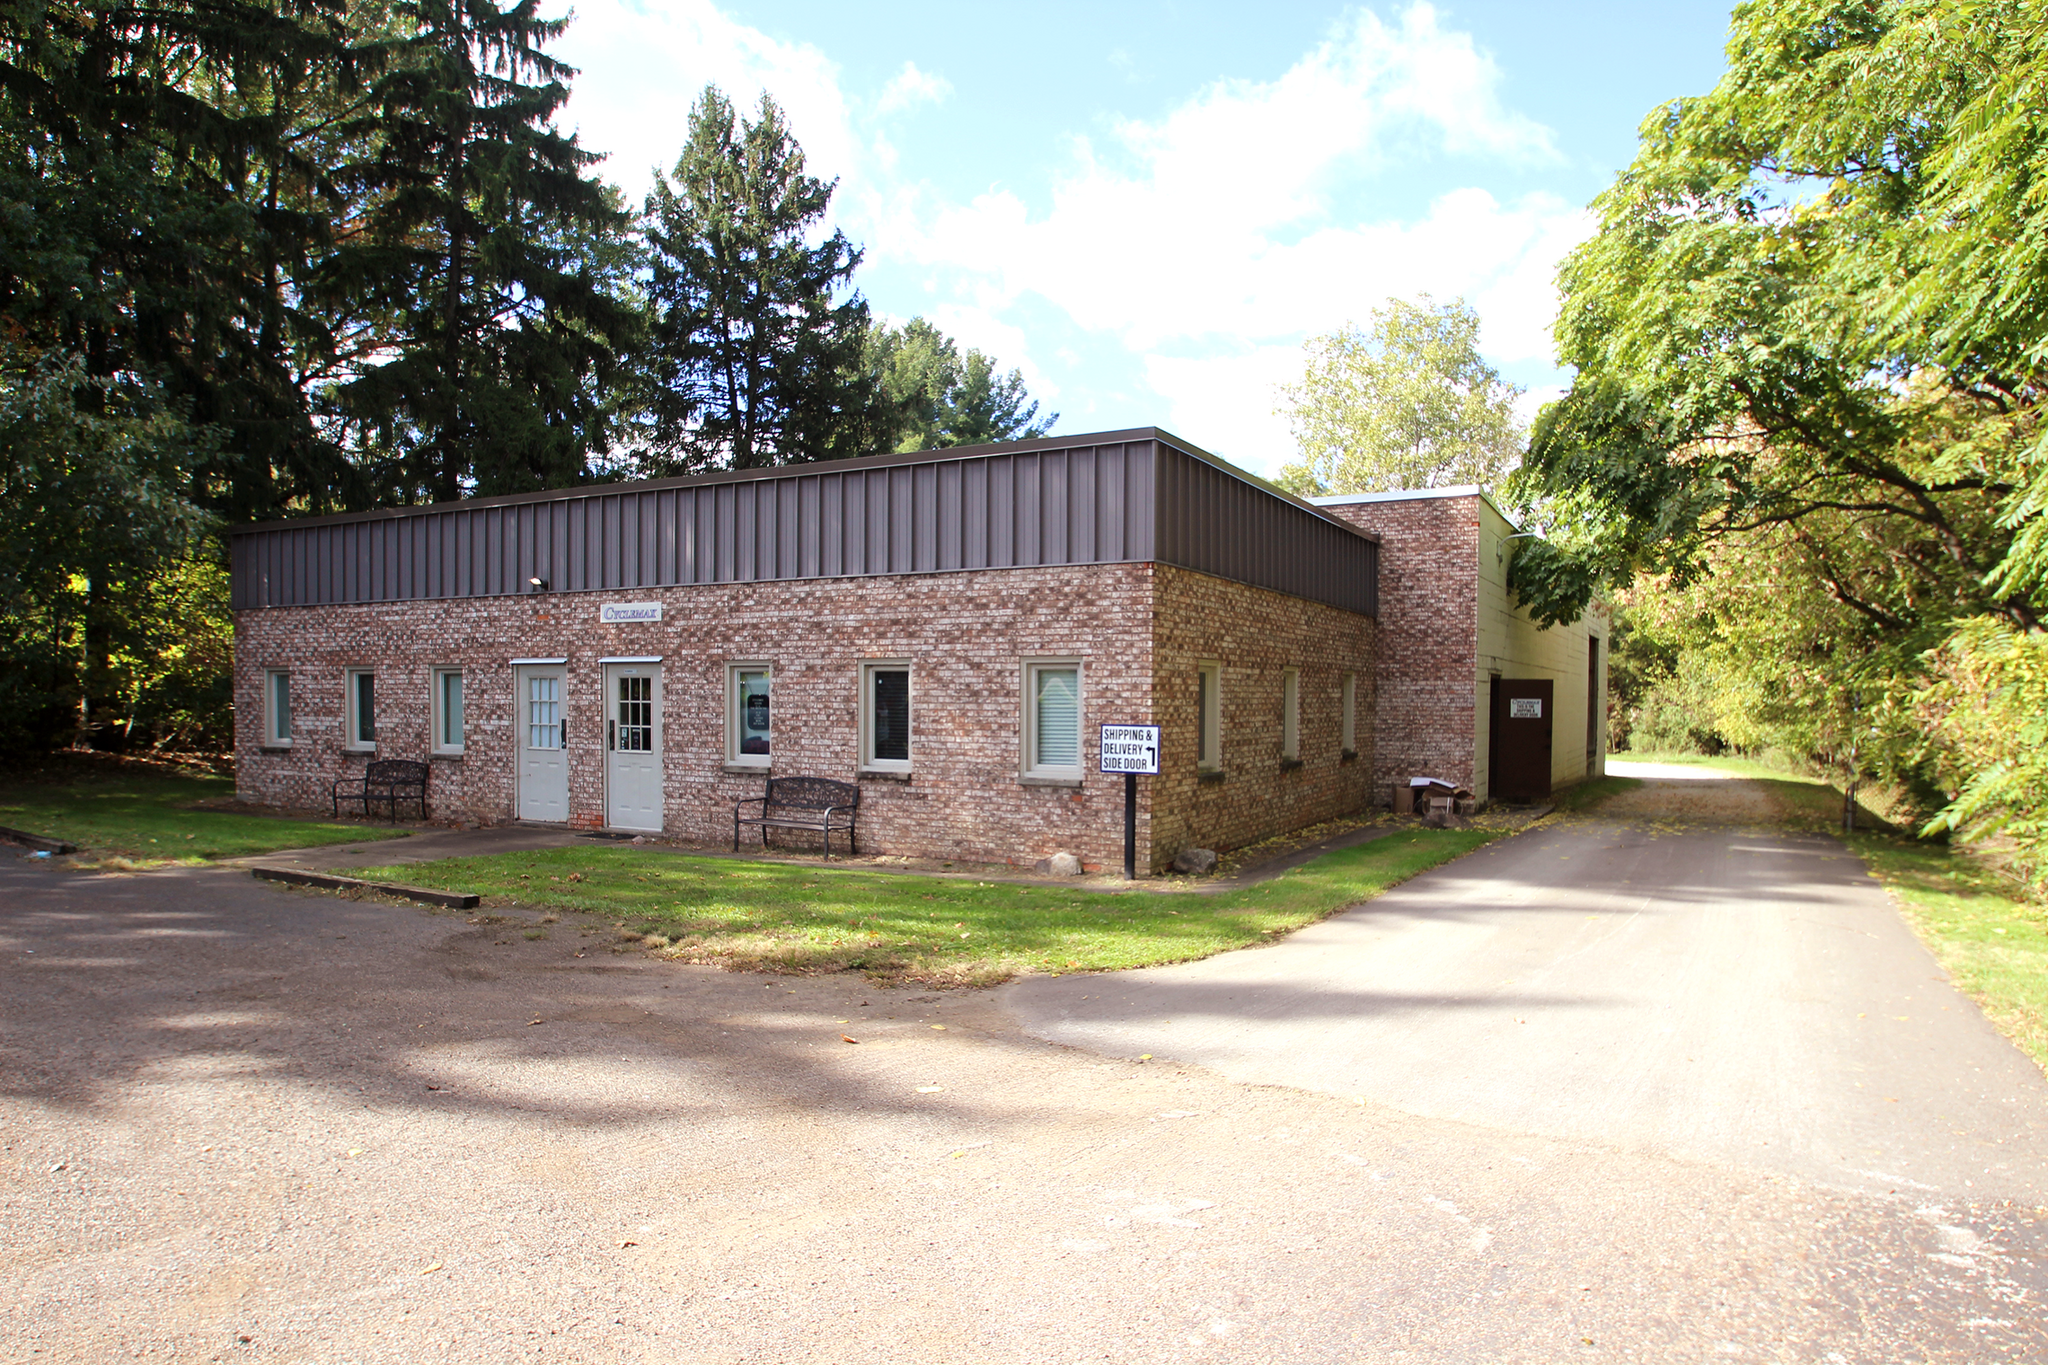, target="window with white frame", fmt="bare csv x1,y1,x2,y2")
1282,668,1301,761
432,668,465,754
264,669,292,746
861,661,912,771
727,663,772,766
1022,660,1083,780
1341,672,1358,756
345,669,377,751
1196,661,1222,771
